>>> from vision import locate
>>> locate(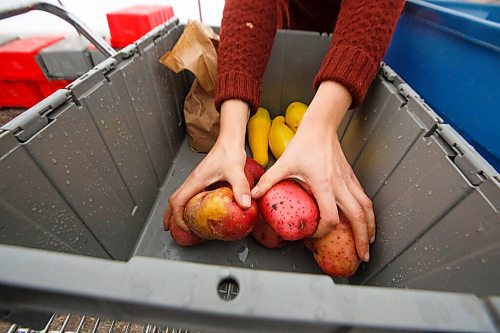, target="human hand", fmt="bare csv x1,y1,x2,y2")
251,81,375,261
165,99,251,232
